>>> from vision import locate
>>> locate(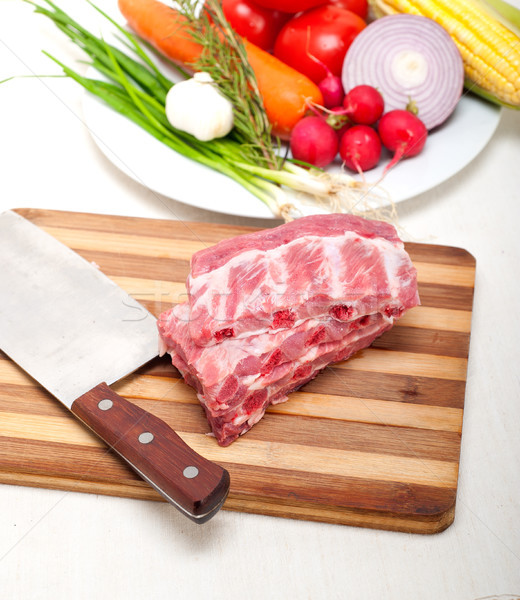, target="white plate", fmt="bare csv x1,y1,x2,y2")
82,73,501,220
